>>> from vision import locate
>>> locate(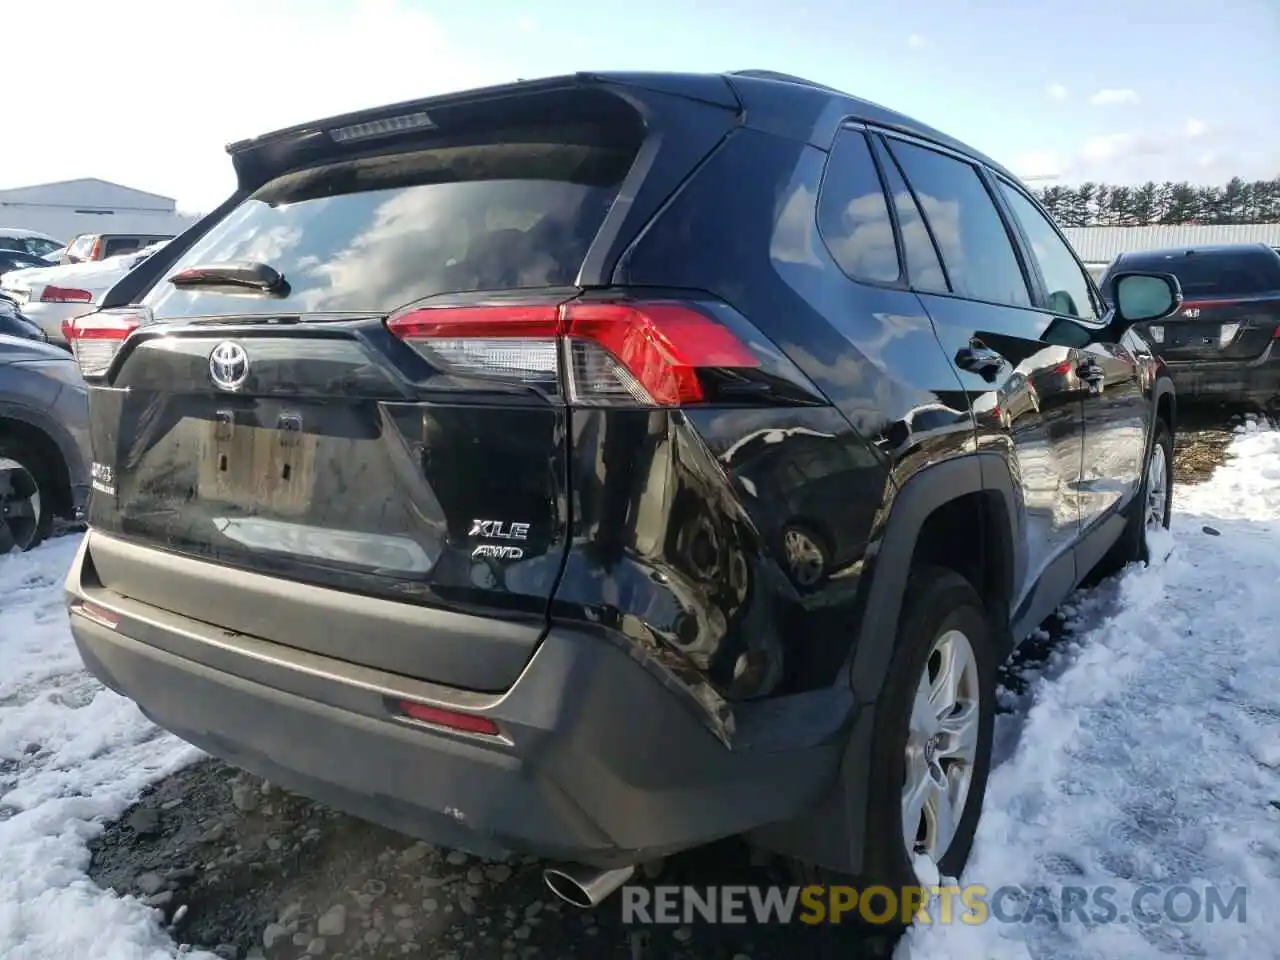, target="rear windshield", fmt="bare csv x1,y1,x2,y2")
1111,248,1280,298
104,237,144,258
141,140,636,319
